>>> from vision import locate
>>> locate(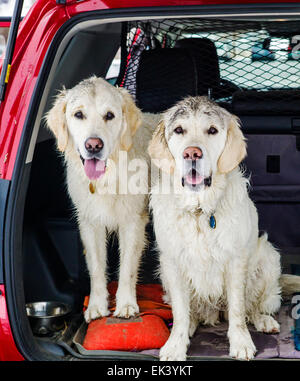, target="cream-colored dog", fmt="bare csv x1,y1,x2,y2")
149,96,300,361
46,76,159,322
